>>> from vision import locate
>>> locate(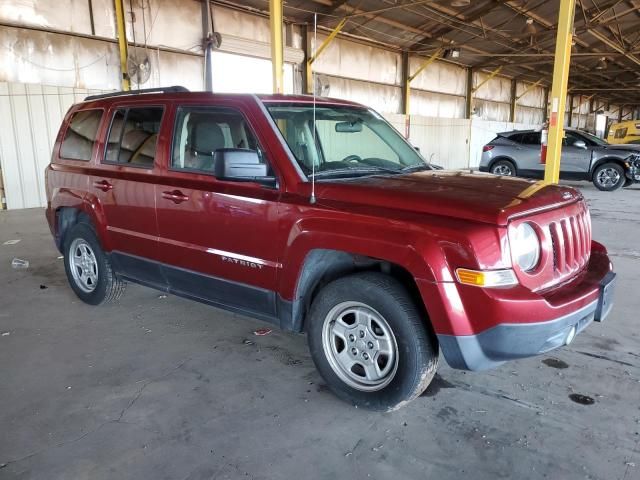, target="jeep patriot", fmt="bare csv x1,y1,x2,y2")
45,86,616,410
